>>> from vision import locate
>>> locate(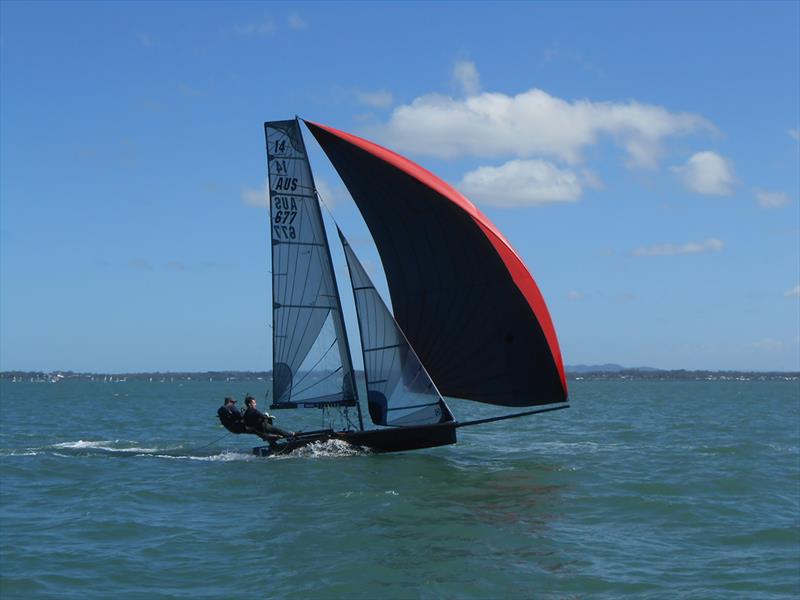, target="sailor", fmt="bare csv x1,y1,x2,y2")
243,395,296,442
217,397,246,434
